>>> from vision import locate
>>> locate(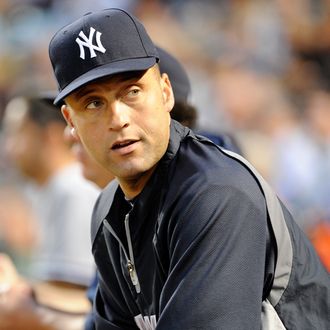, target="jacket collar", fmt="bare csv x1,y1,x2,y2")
160,119,190,168
130,120,190,214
